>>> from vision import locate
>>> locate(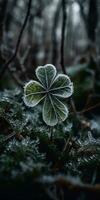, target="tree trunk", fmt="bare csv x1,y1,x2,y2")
87,0,98,42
